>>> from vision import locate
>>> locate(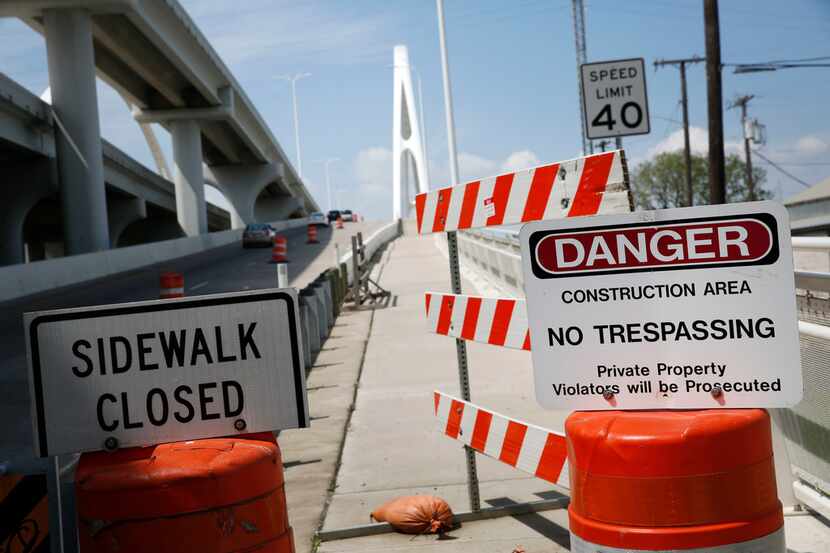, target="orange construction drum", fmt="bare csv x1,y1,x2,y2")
75,432,294,553
566,409,784,553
